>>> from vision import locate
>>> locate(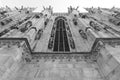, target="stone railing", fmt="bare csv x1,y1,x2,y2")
0,38,120,64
